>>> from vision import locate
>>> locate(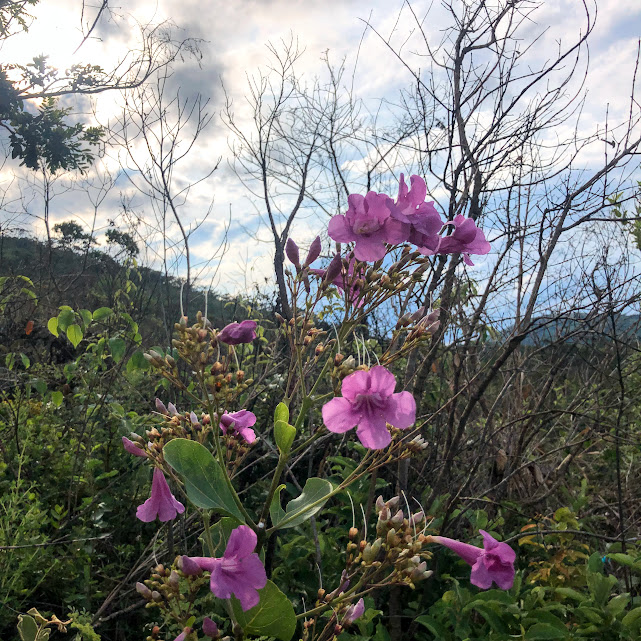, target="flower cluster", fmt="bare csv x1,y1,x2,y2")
327,174,490,264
